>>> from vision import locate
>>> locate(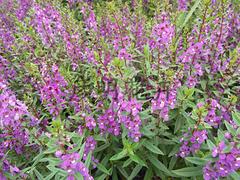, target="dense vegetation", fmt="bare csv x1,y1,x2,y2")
0,0,240,179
